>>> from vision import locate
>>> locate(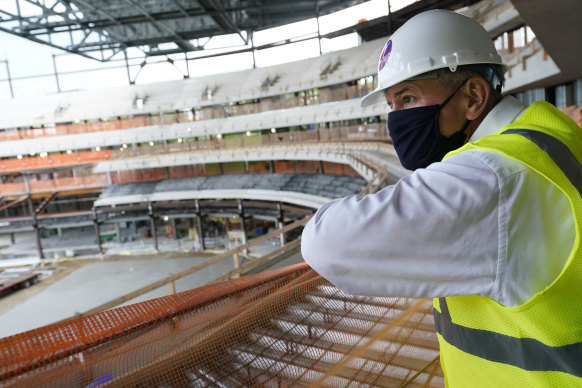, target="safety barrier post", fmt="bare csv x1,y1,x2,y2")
232,252,241,278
